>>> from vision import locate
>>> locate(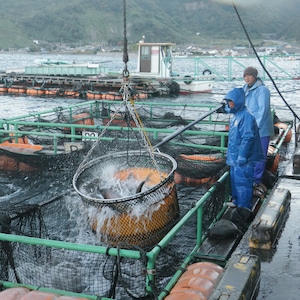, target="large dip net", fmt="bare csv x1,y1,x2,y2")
73,150,179,248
